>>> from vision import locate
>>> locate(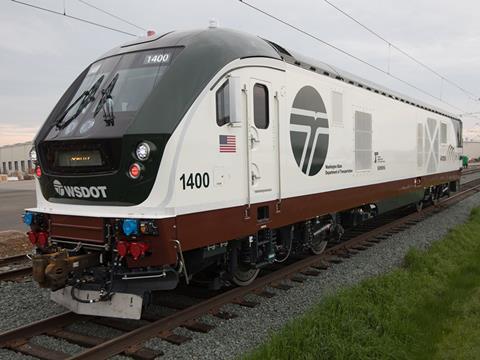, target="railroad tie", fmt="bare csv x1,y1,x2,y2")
301,269,321,276
312,262,329,270
270,282,294,291
290,275,307,283
158,331,191,345
182,320,215,333
232,297,259,308
124,345,164,360
253,289,276,298
9,341,70,360
210,309,238,320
